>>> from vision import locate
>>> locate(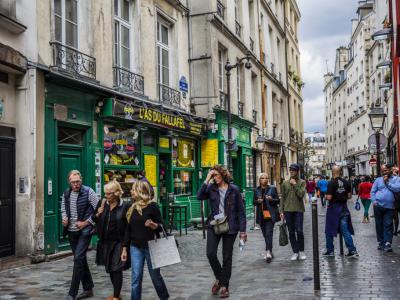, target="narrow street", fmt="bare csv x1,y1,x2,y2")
1,196,400,300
